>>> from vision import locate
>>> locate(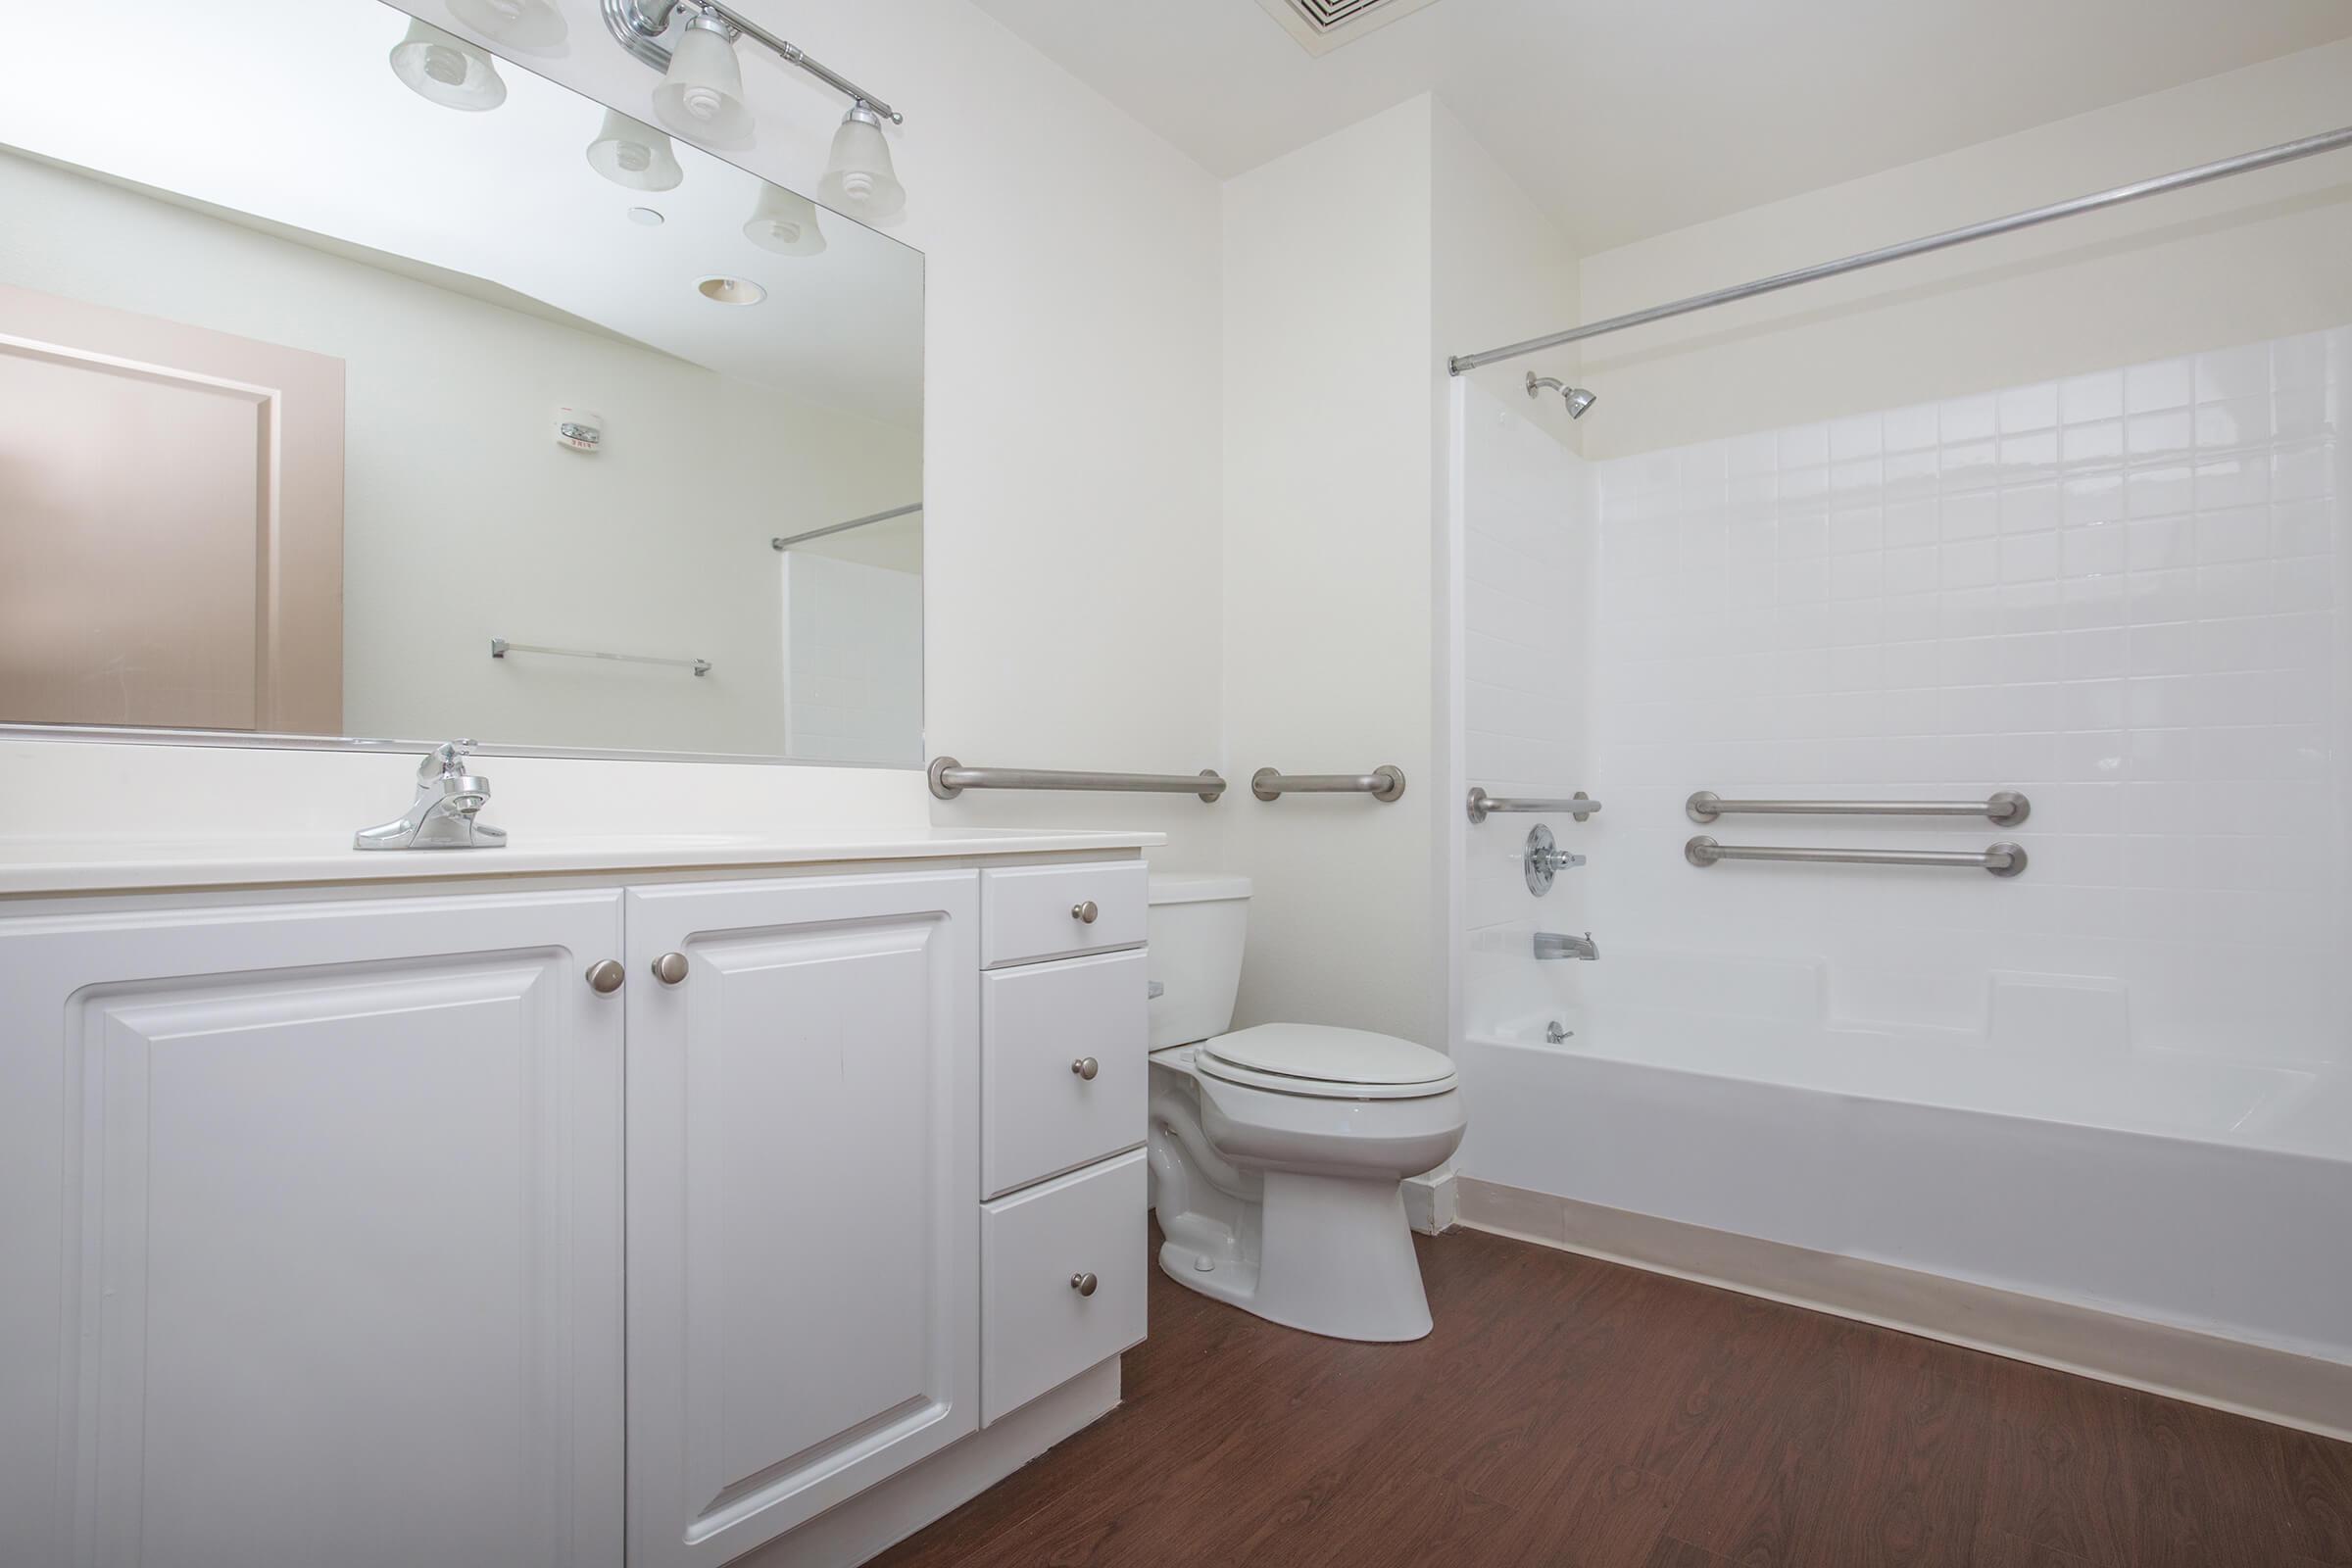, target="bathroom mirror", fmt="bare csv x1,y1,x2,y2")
0,0,924,765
